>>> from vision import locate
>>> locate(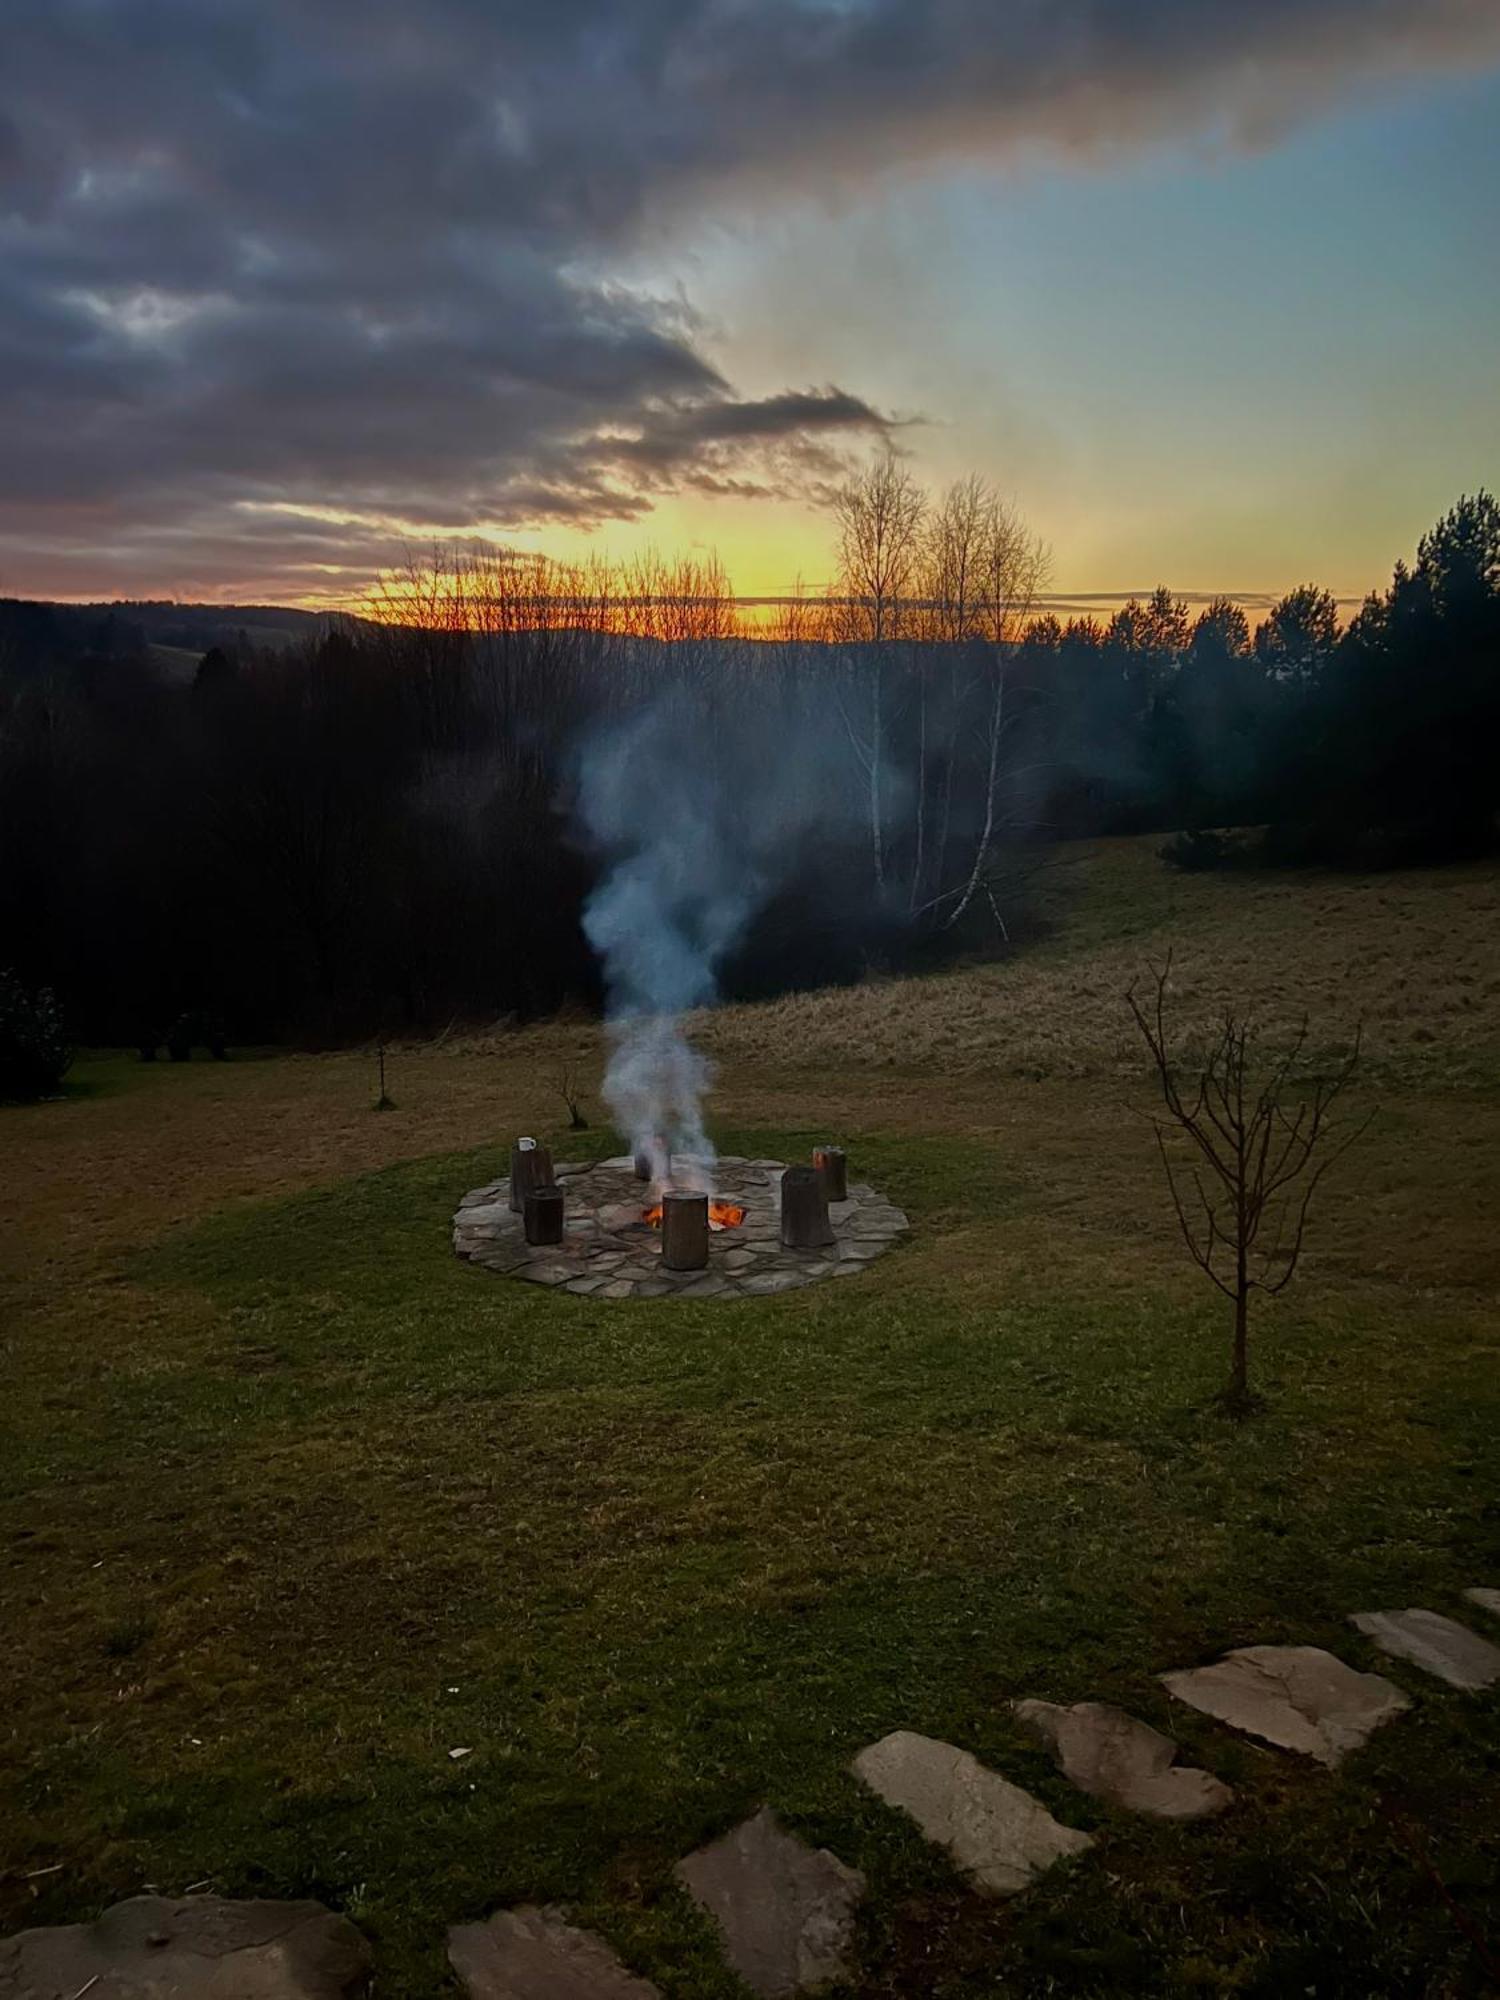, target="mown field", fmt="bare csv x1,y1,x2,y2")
3,837,1499,1997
